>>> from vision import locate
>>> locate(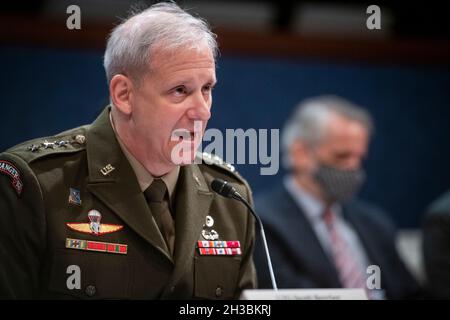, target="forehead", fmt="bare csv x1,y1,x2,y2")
148,45,216,77
321,114,369,148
